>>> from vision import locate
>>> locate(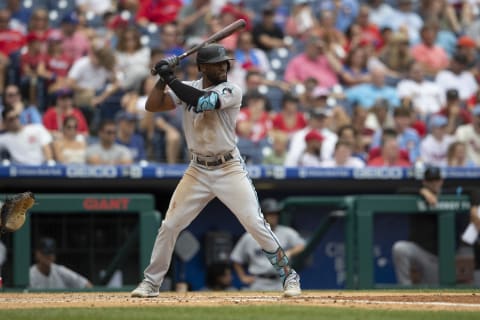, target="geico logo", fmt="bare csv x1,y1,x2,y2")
353,168,403,179
66,166,118,178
